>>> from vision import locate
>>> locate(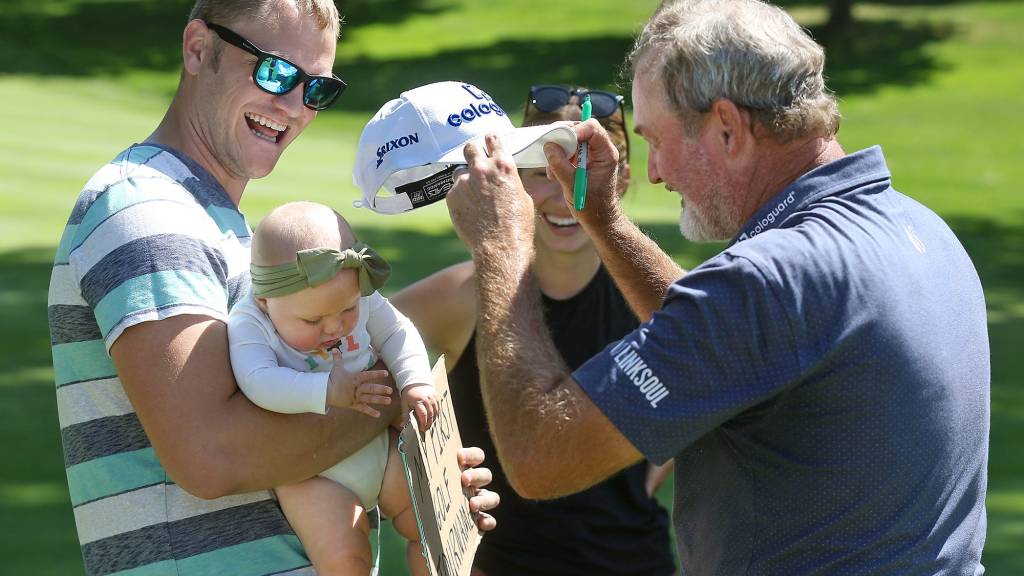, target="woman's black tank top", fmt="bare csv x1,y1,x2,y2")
448,265,675,576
